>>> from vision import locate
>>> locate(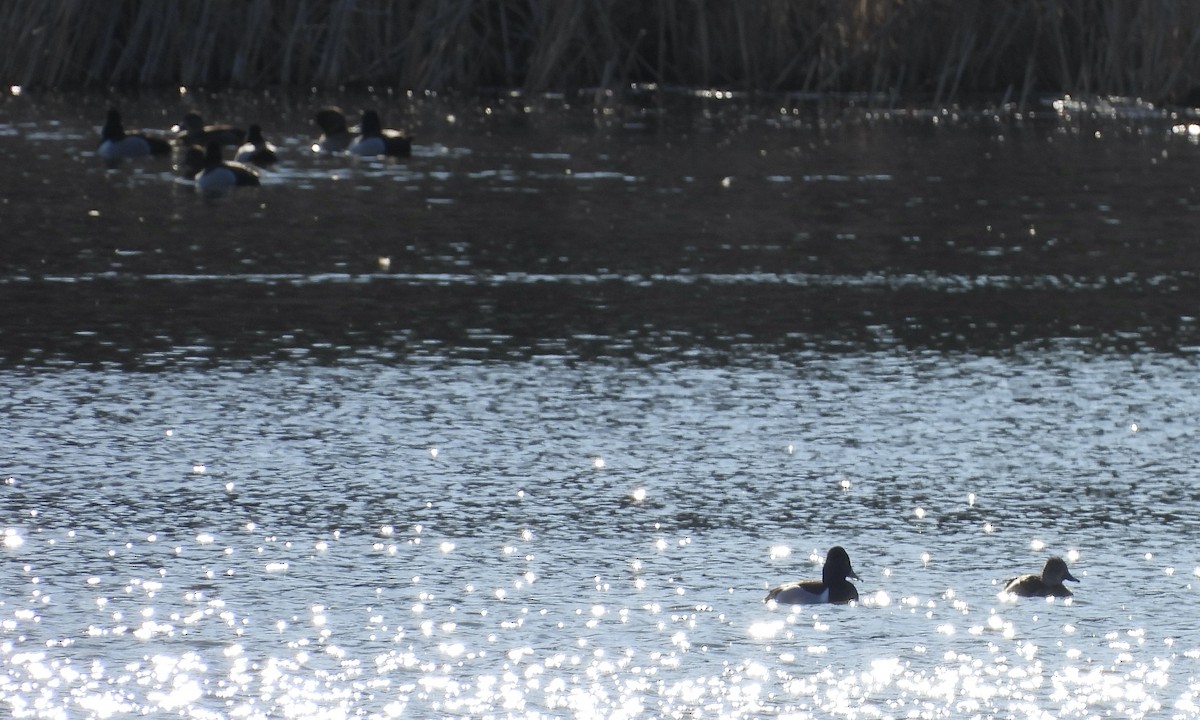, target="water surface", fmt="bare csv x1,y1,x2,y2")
1,91,1199,718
